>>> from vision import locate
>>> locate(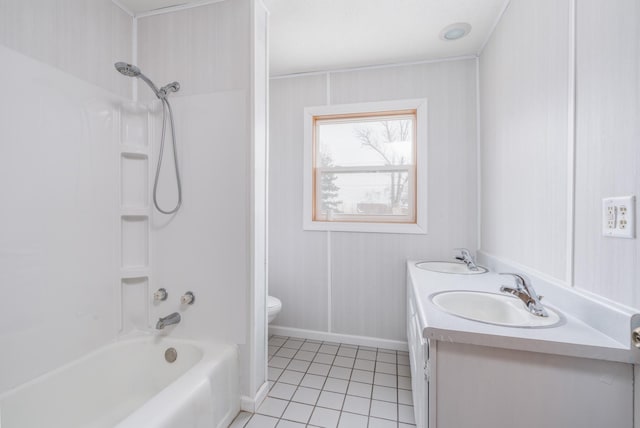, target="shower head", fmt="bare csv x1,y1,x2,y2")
114,61,180,100
114,62,141,77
